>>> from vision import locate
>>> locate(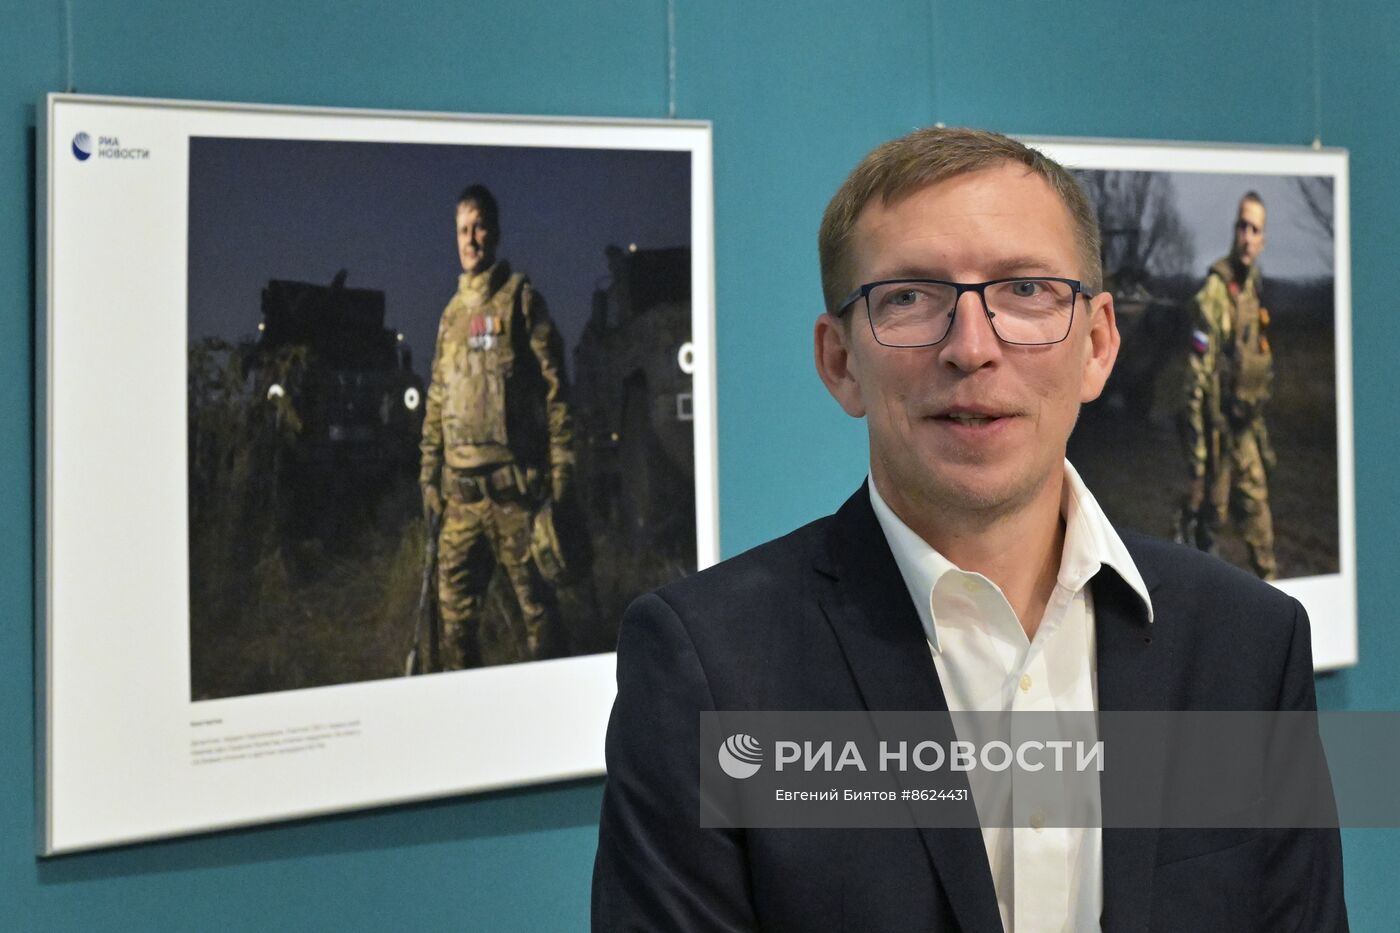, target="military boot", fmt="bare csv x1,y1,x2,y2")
1172,506,1198,549
1195,511,1221,557
524,608,569,661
